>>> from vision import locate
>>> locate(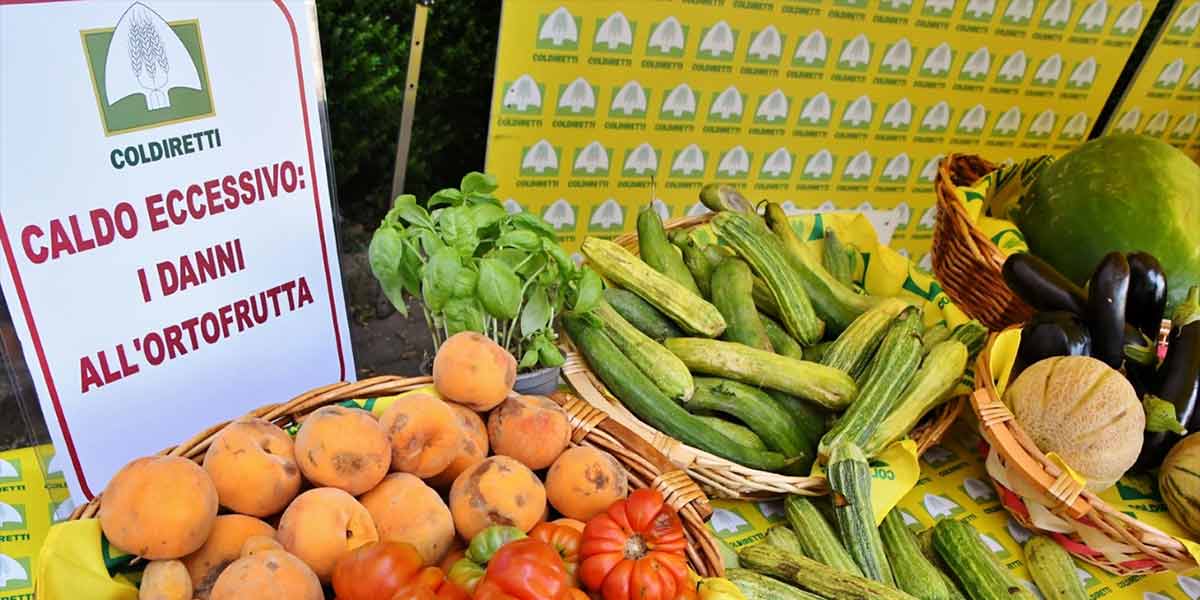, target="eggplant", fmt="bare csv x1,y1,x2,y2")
1086,252,1131,369
1135,286,1200,470
1126,252,1168,341
1010,311,1091,381
1002,253,1088,315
